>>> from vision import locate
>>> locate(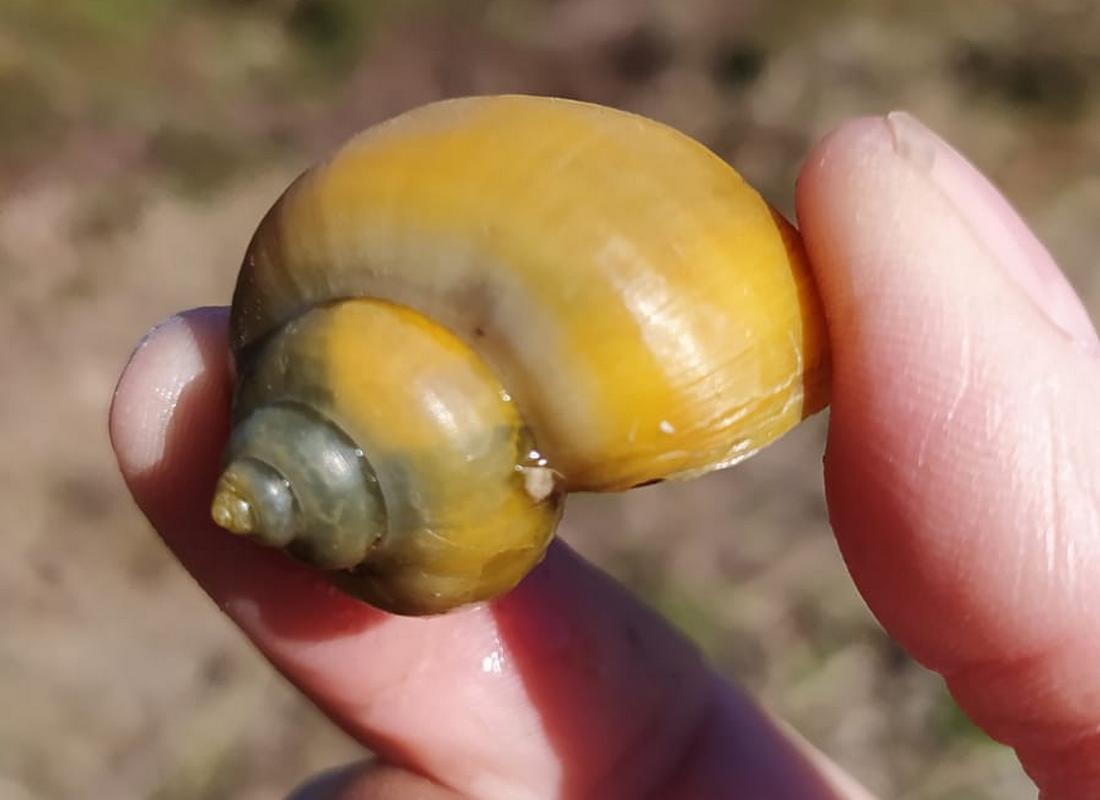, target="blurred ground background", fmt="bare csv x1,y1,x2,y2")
2,1,1098,798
